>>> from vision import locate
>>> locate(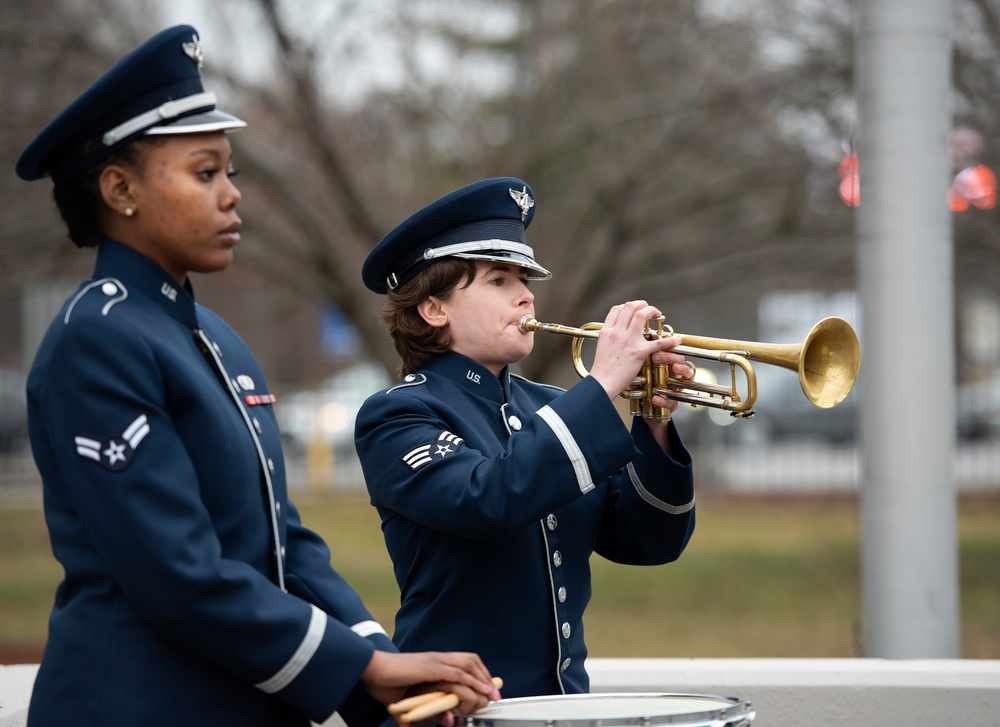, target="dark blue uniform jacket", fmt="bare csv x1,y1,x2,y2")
26,240,394,726
355,351,695,698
